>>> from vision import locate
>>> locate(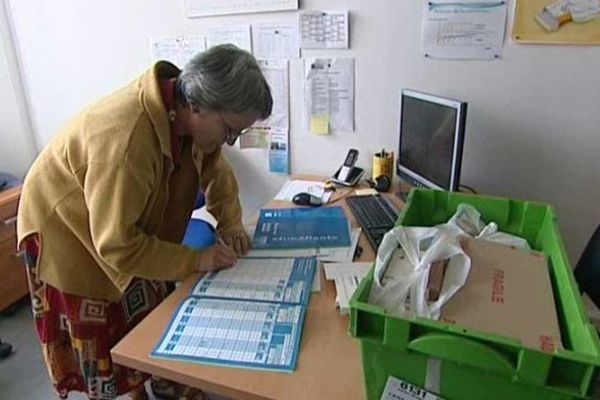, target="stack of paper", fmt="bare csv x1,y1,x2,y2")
323,262,372,315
